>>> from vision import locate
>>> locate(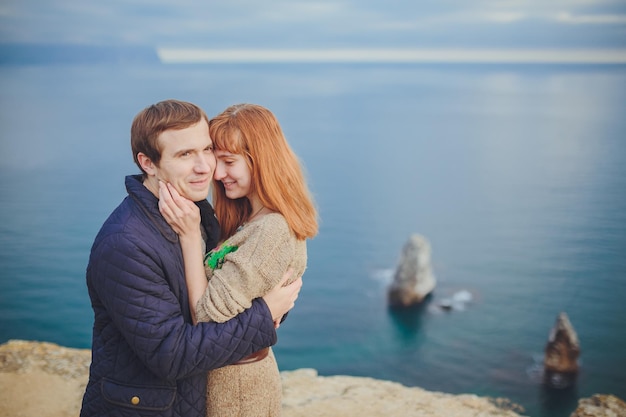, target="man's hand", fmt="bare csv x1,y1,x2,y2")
262,268,302,327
